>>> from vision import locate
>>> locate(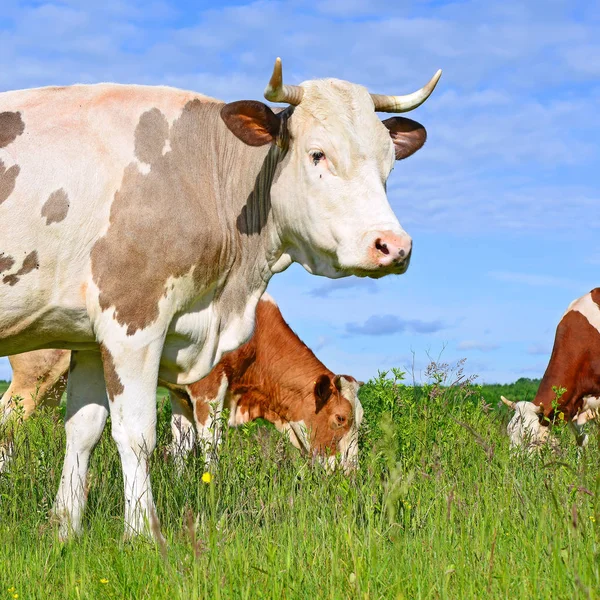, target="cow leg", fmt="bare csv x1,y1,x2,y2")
53,350,108,539
103,340,163,540
1,352,70,473
570,417,590,449
191,374,228,470
169,390,196,471
0,384,21,473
